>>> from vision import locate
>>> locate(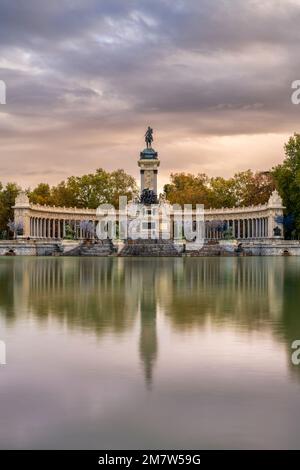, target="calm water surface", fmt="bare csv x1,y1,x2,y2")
1,257,300,449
